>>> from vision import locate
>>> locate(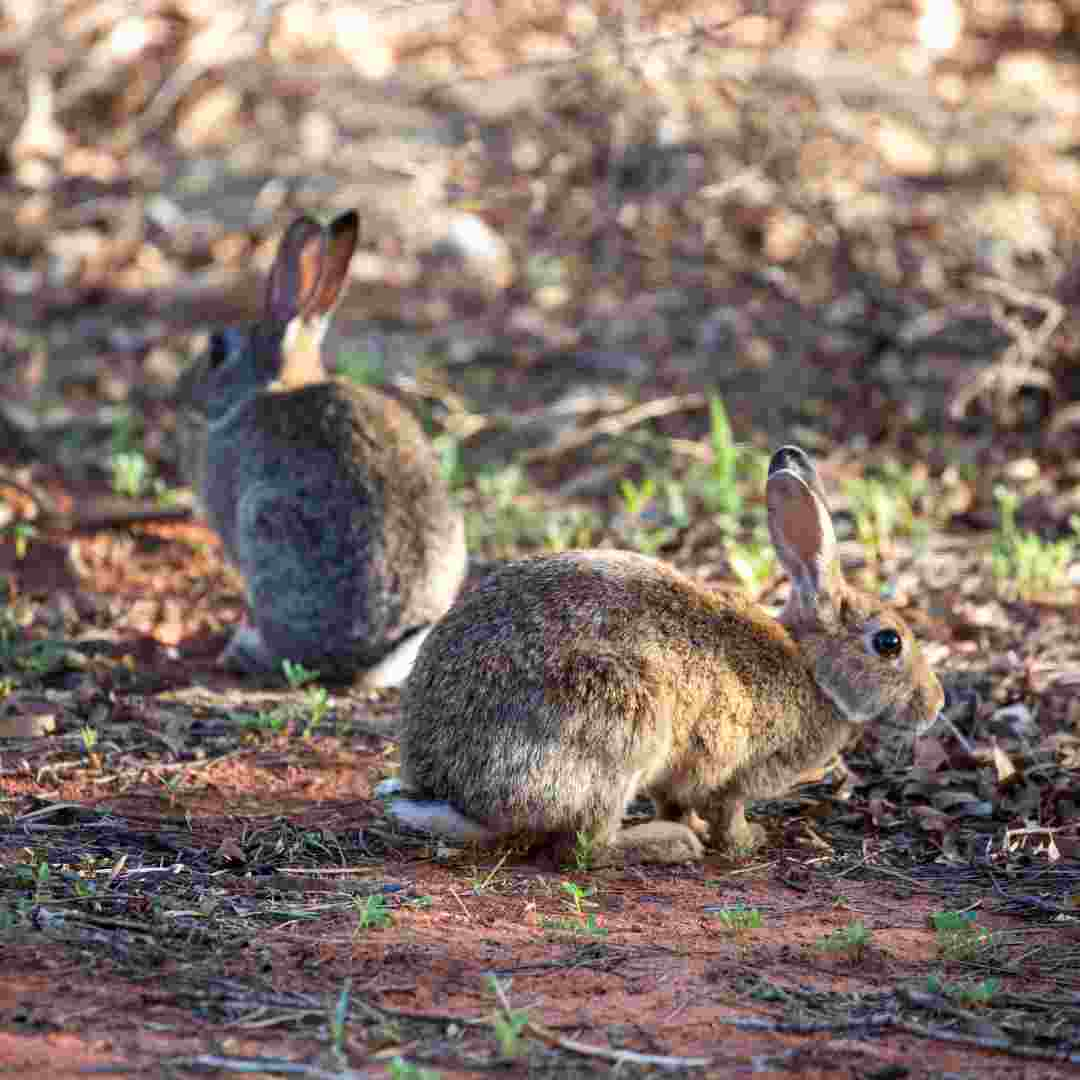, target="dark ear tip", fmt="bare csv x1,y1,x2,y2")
768,445,811,478
331,210,360,234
